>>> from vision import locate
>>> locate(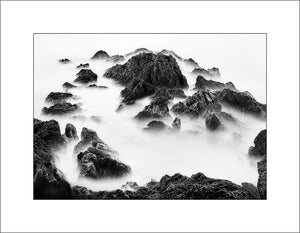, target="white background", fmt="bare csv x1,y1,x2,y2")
1,1,299,232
